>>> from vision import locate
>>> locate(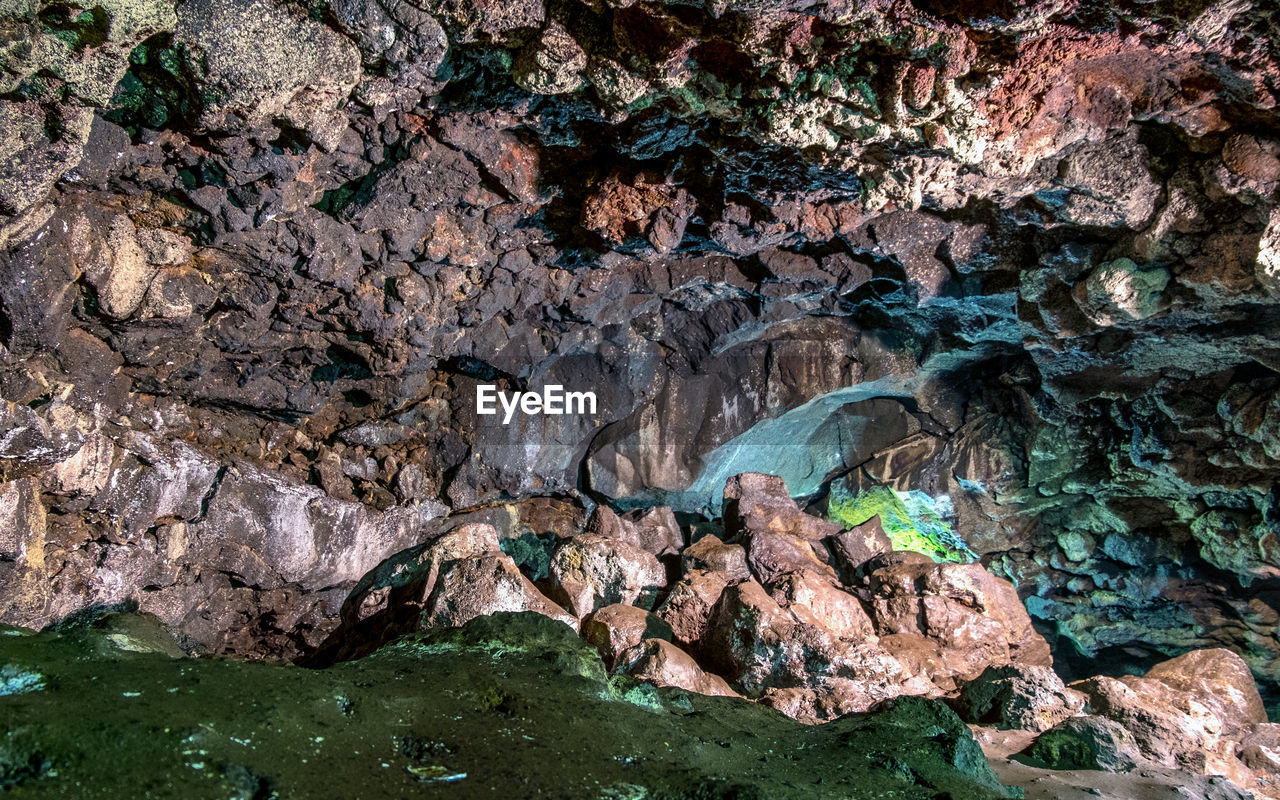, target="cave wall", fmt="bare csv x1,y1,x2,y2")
2,0,1280,697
